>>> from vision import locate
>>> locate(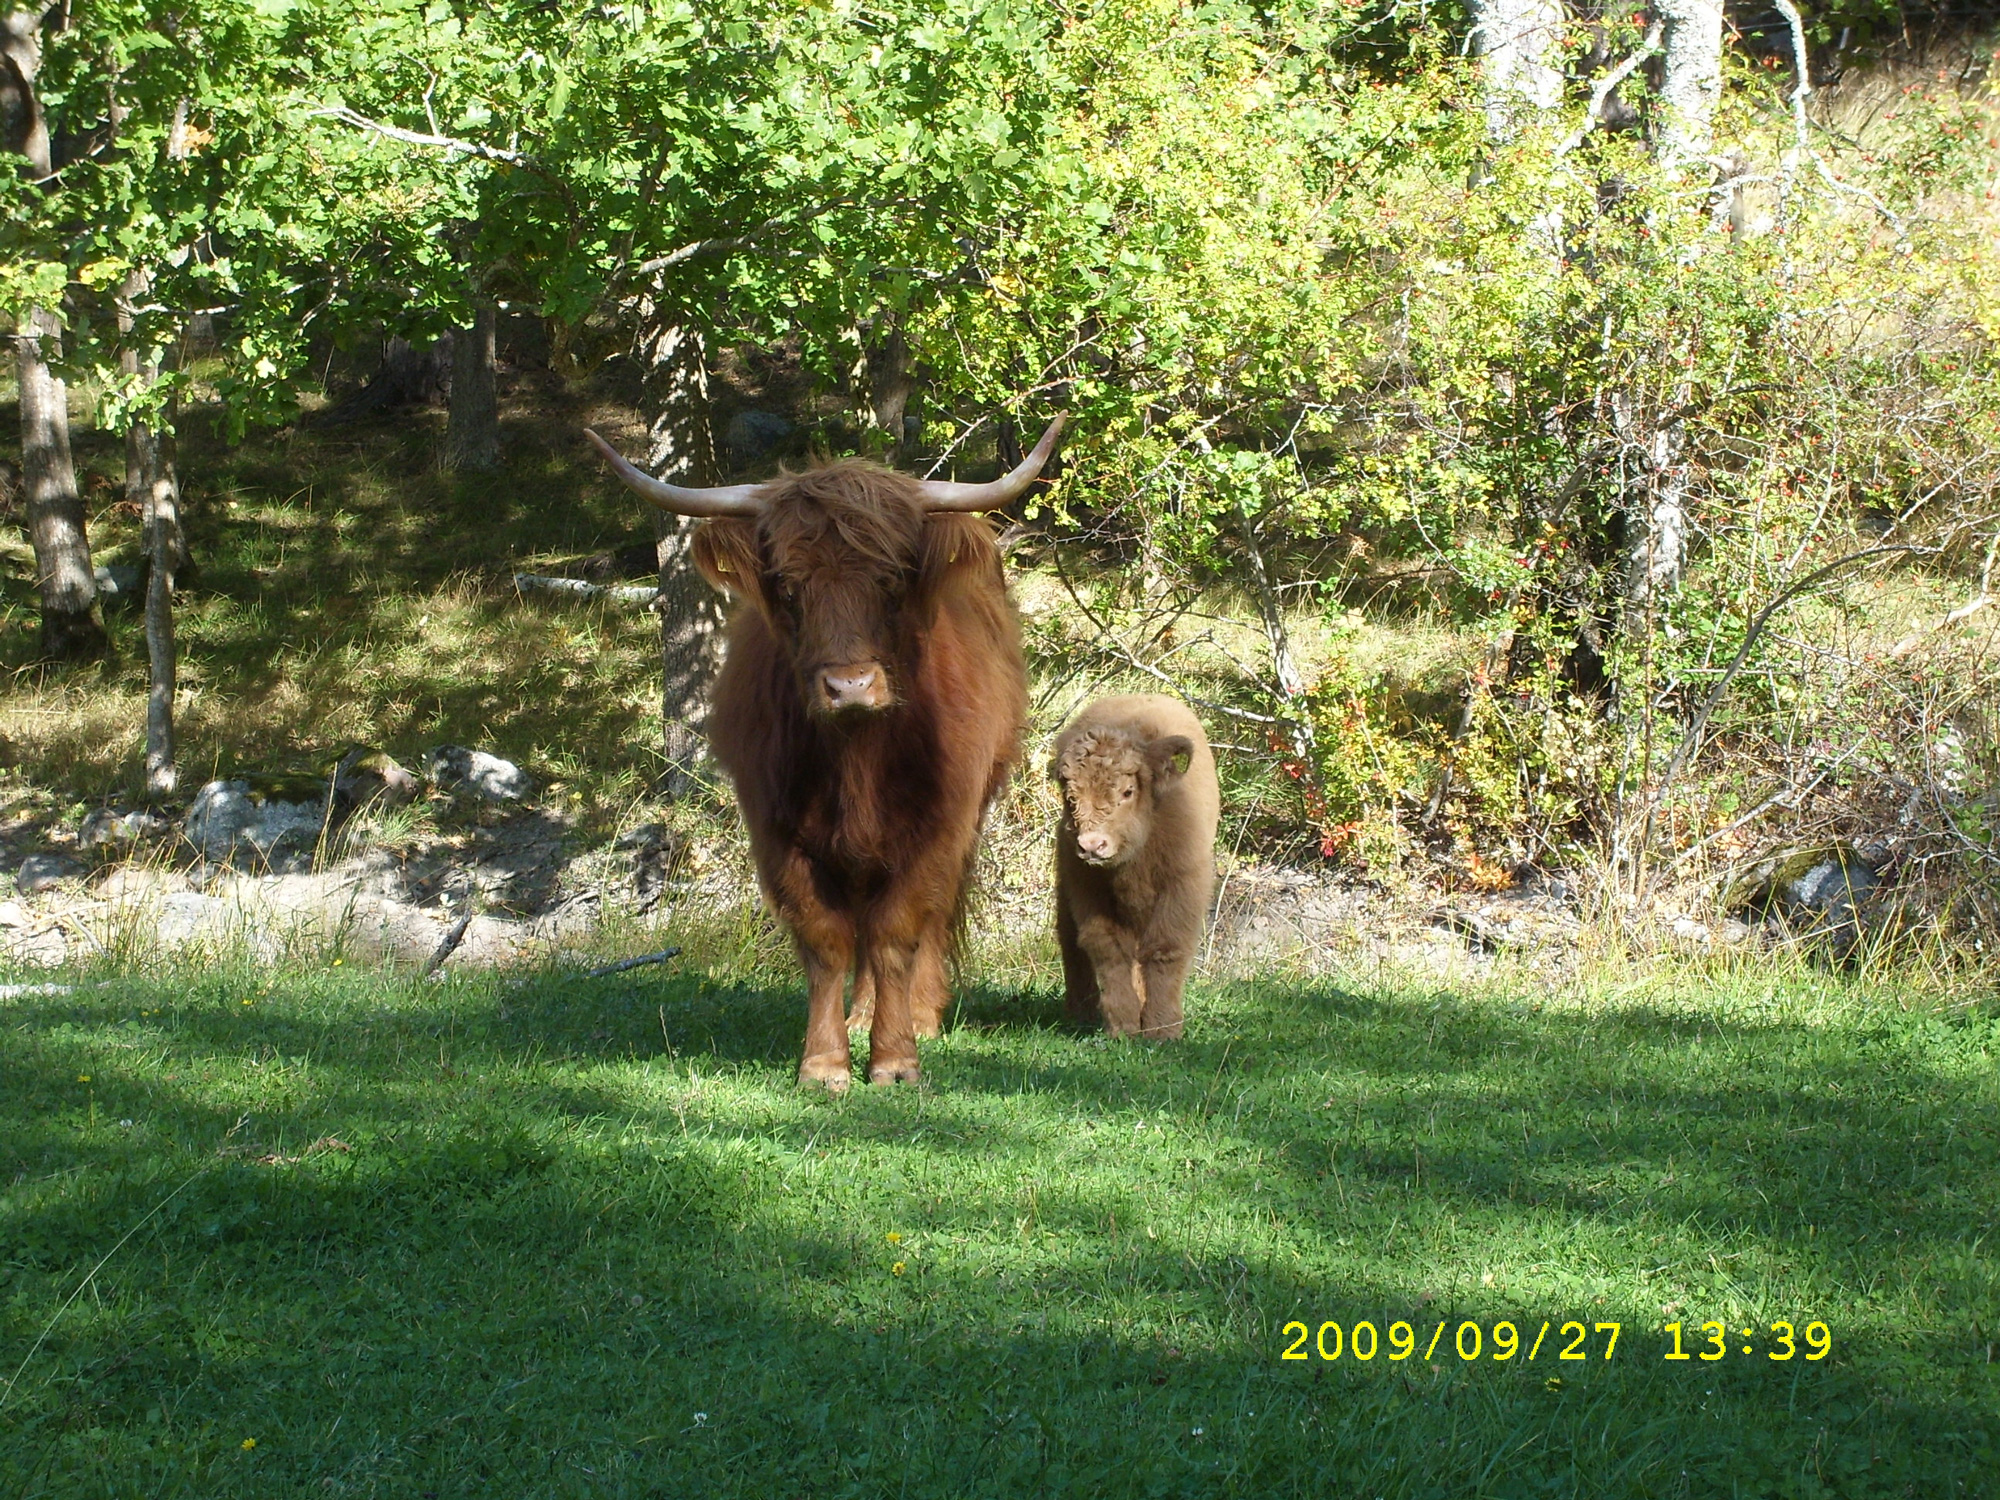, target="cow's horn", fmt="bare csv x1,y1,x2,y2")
584,429,765,517
913,415,1066,513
